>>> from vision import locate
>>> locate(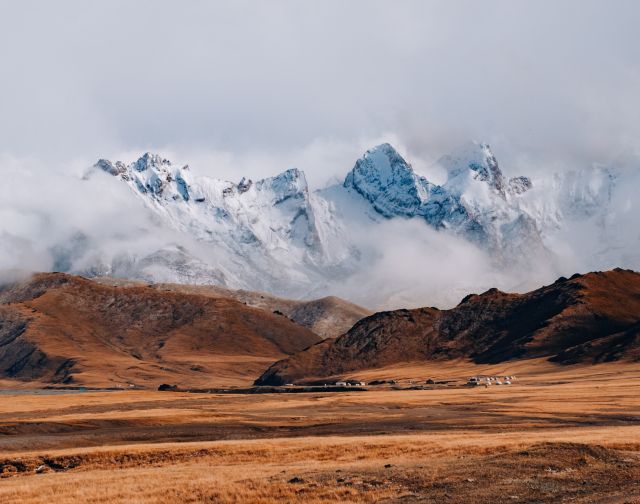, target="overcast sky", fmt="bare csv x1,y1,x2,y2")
1,0,639,183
